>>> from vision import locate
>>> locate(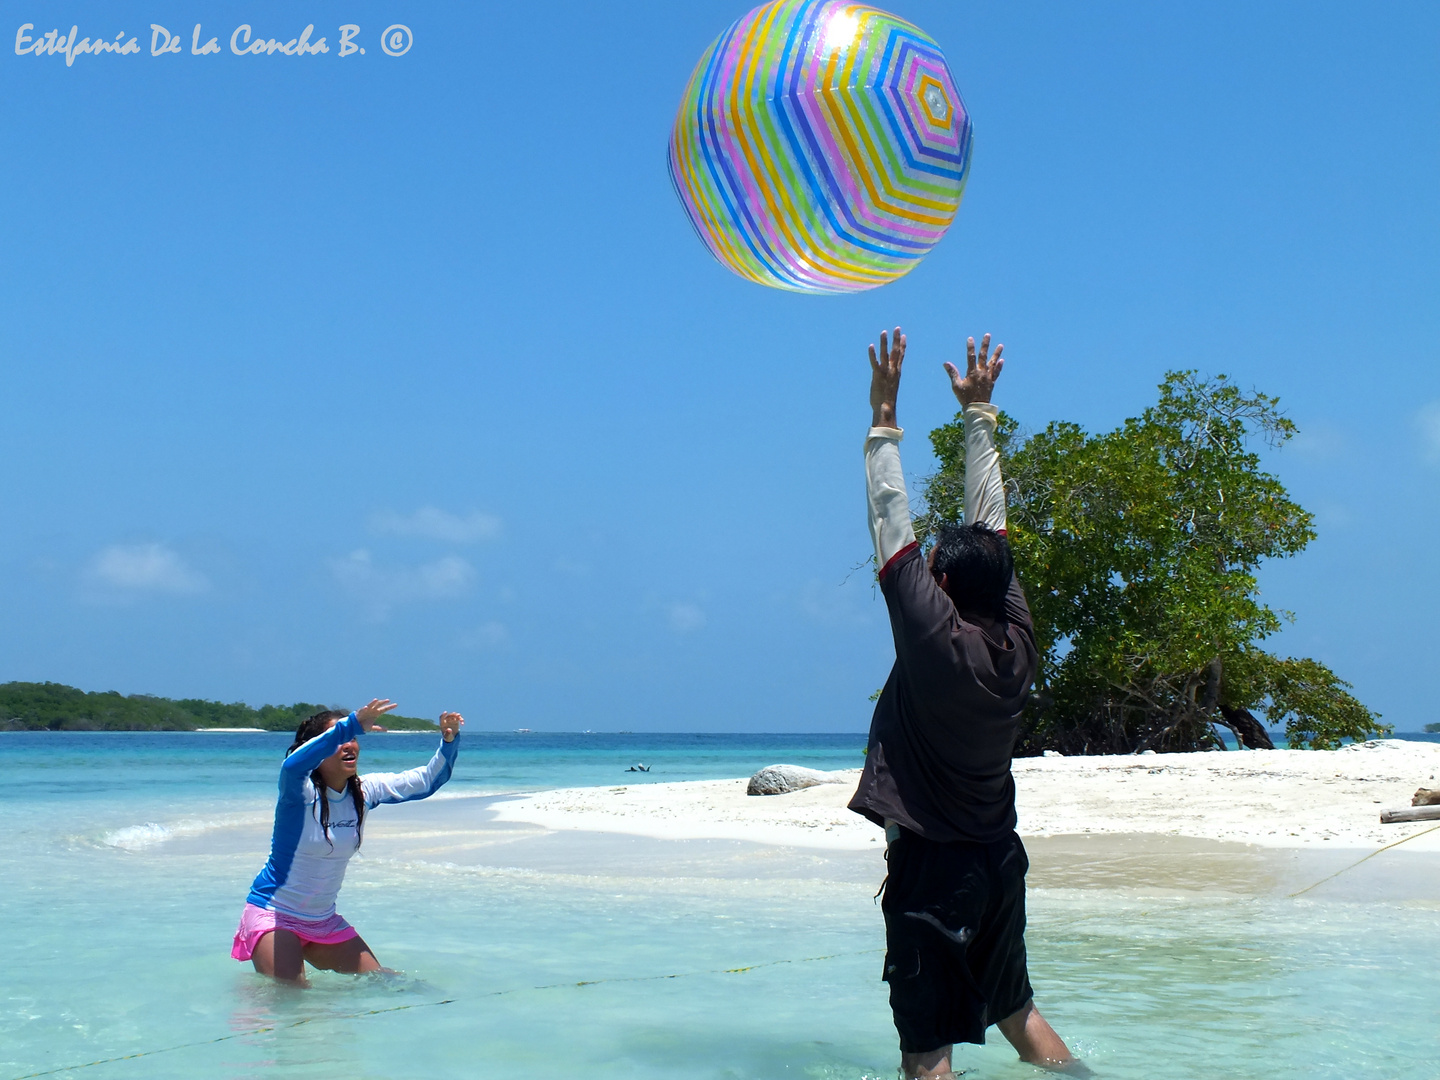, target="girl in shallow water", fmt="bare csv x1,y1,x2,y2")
231,698,462,982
